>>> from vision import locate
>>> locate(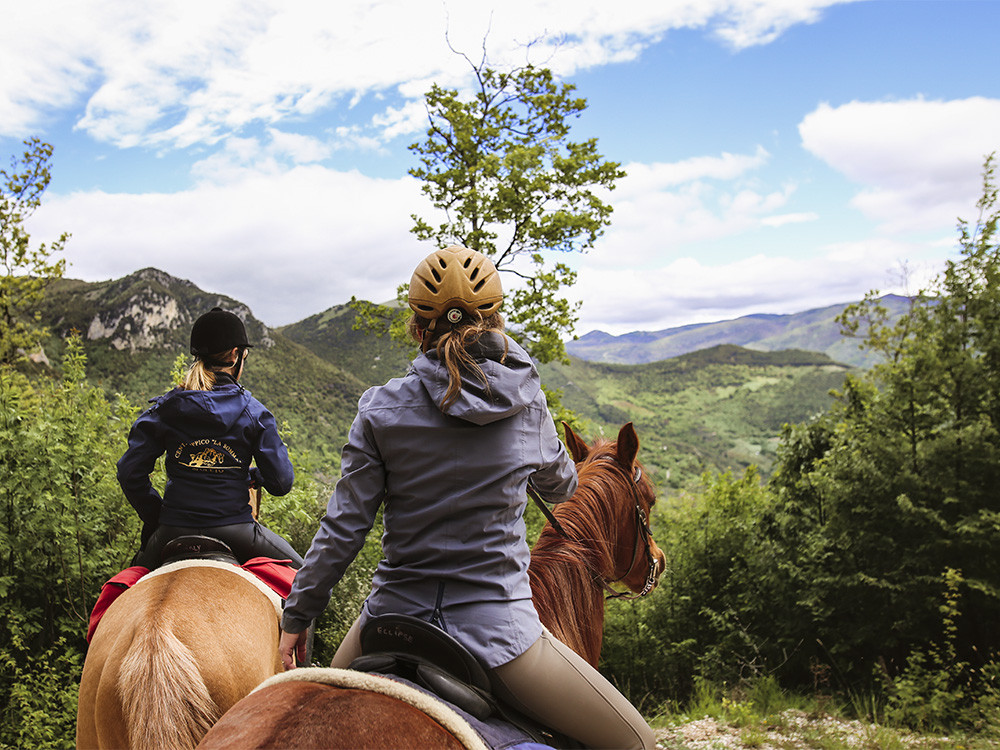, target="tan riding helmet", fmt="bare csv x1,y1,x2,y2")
408,245,503,324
